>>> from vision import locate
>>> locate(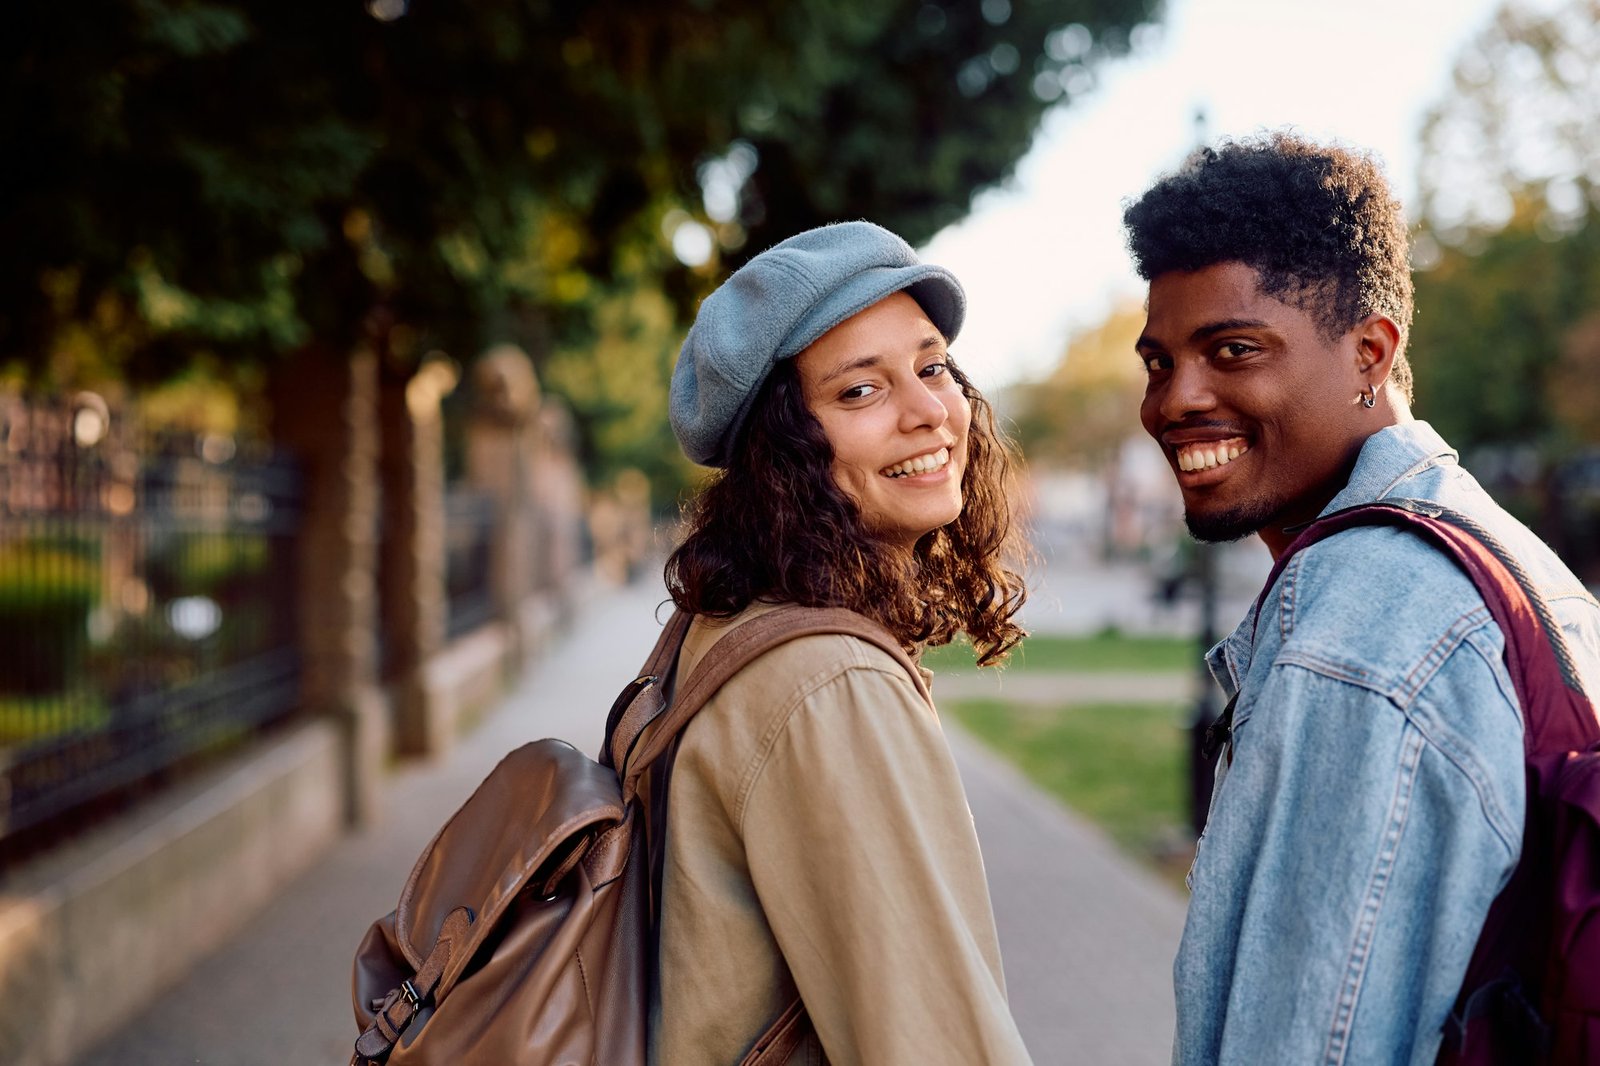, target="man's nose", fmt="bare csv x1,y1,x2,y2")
1159,359,1218,423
